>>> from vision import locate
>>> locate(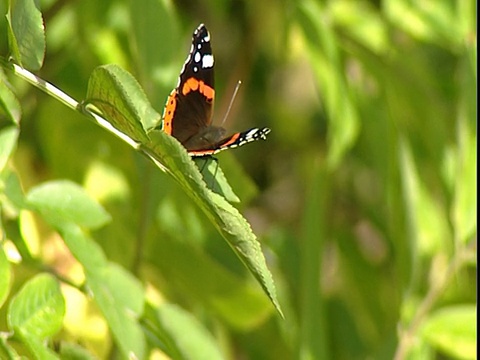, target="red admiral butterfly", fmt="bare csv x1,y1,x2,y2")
162,24,270,157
